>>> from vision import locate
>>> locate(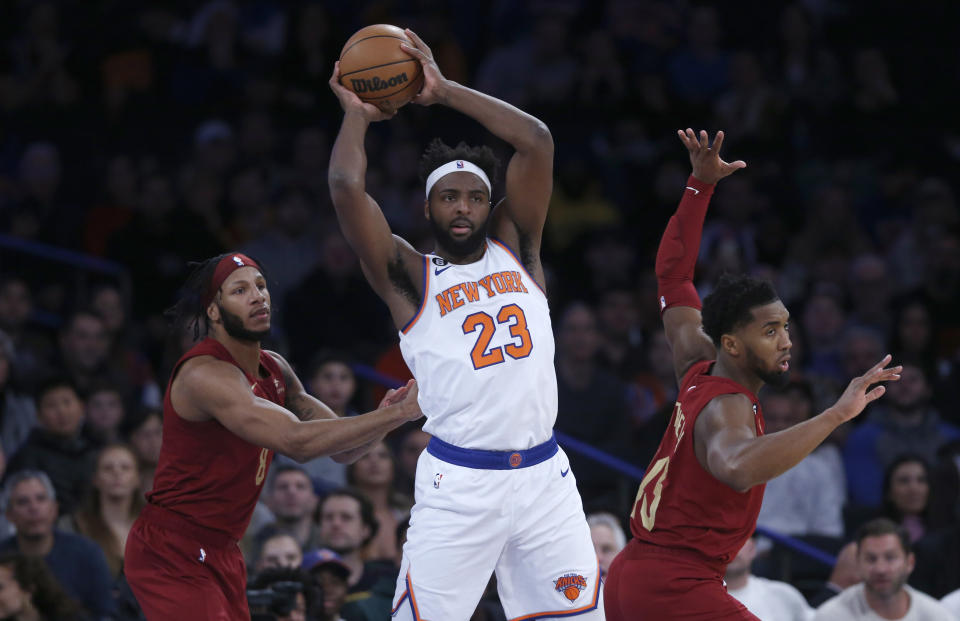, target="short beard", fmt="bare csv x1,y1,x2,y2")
745,347,790,388
429,212,489,258
866,573,909,600
218,303,270,342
